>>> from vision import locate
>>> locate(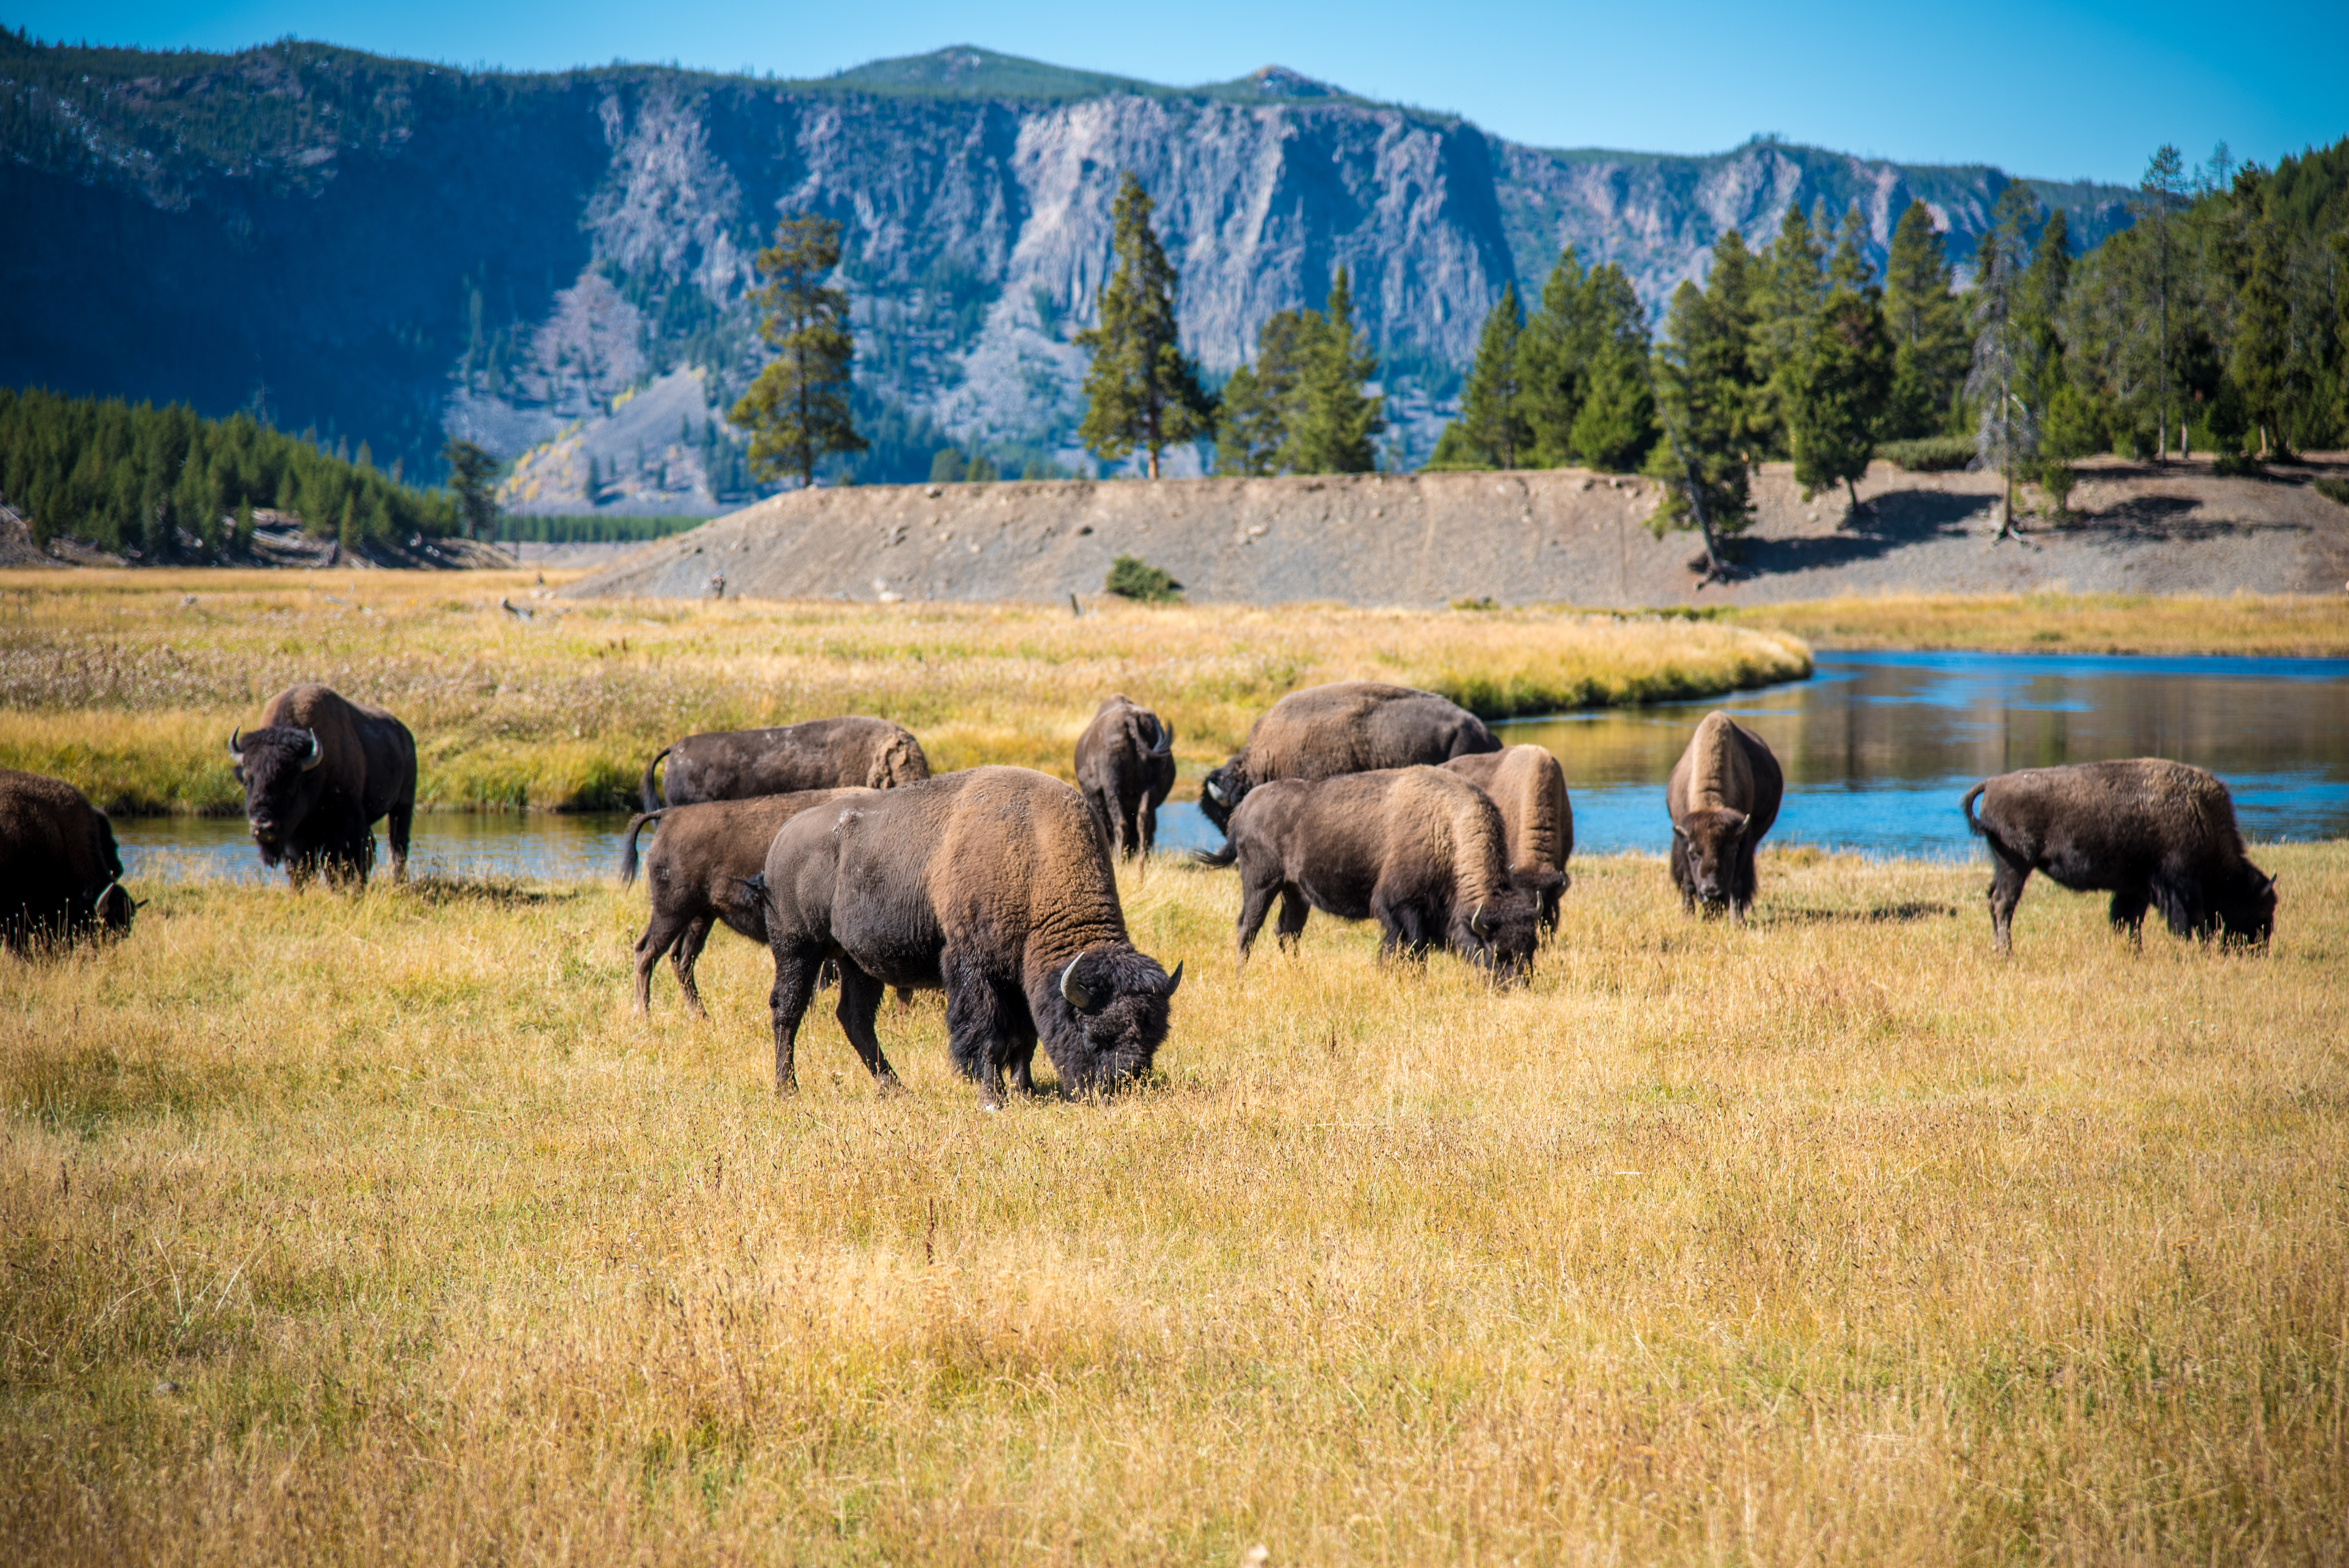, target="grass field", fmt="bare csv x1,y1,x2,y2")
4,843,2343,1563
0,570,1809,816
1721,591,2349,656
